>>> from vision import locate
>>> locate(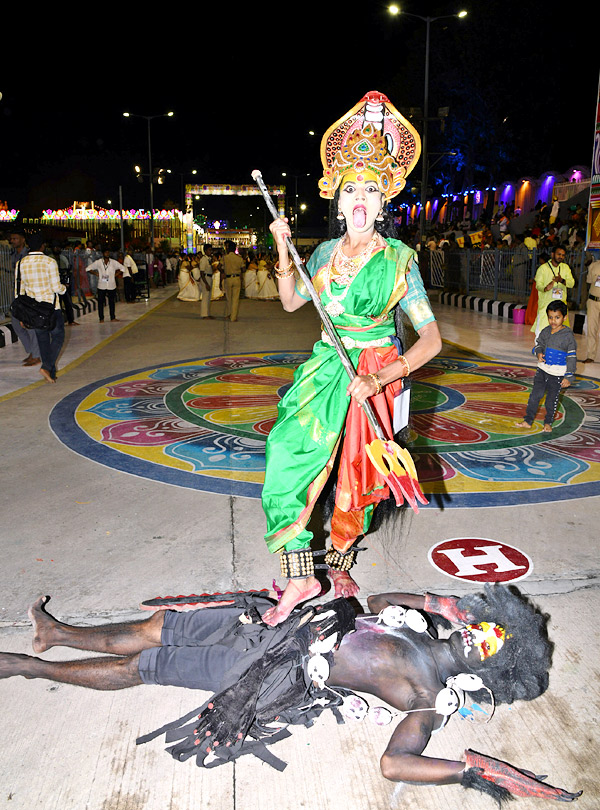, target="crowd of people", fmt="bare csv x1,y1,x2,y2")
416,198,588,255
5,230,149,382
411,199,591,308
174,244,281,317
3,227,298,382
0,90,584,803
4,184,597,388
